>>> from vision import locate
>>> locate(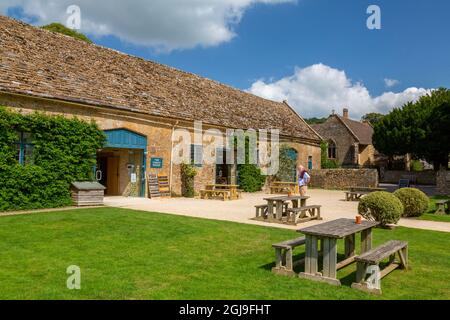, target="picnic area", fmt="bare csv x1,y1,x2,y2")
0,207,448,300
